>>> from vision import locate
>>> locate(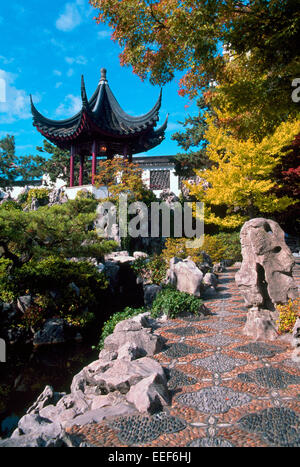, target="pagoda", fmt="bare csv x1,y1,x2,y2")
30,68,168,187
